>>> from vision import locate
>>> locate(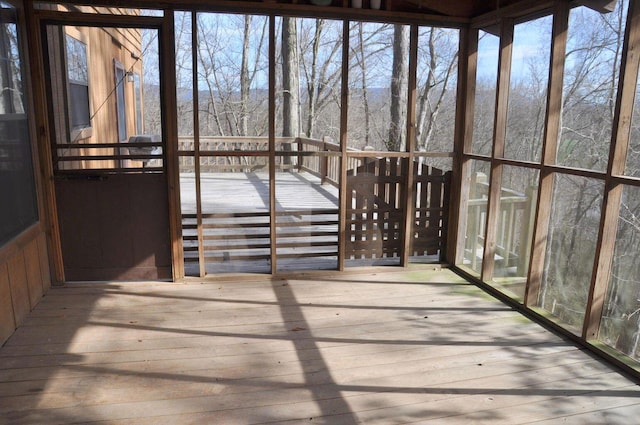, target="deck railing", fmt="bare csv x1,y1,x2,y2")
177,136,358,187
465,174,537,275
